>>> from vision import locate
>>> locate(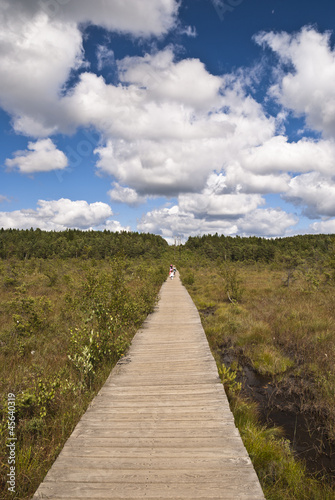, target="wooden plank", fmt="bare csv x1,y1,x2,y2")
40,468,261,484
92,393,228,401
86,403,231,419
70,428,238,440
84,399,228,409
59,447,250,459
76,420,232,430
35,481,264,499
62,436,242,448
32,272,265,500
98,386,225,395
95,379,222,387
